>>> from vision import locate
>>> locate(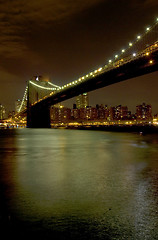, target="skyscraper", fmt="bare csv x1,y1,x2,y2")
136,103,152,120
0,104,6,120
15,99,22,113
76,93,89,109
